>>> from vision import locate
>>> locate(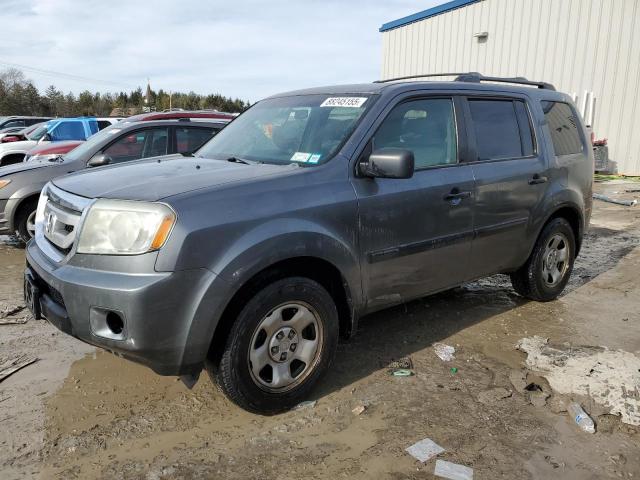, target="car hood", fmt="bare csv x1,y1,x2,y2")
52,154,299,201
29,140,82,155
0,158,59,177
0,140,37,152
